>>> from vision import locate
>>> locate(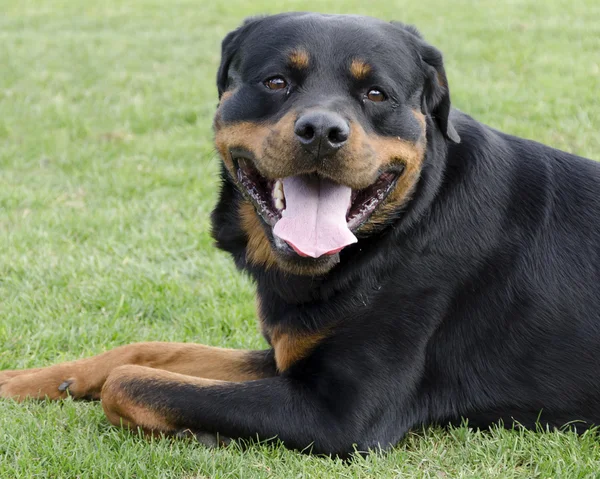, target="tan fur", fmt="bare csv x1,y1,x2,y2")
350,59,372,80
219,89,235,103
0,367,72,400
213,121,270,175
239,200,277,269
213,112,302,180
0,342,269,401
321,119,426,191
214,106,425,188
288,49,310,69
271,328,327,372
102,365,222,433
362,111,428,230
213,102,427,272
412,108,427,130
